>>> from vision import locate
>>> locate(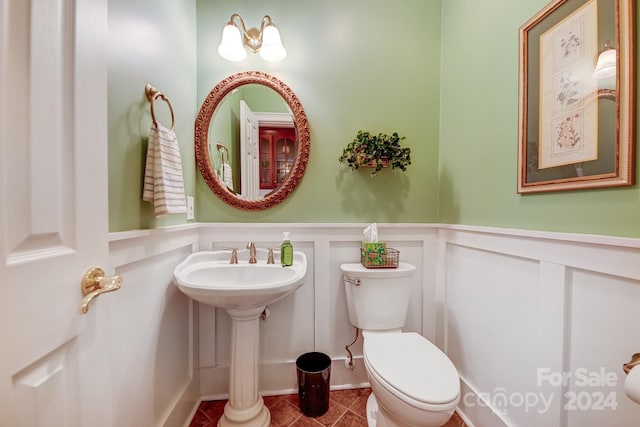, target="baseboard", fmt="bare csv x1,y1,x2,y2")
200,357,370,400
162,377,200,427
457,377,509,427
